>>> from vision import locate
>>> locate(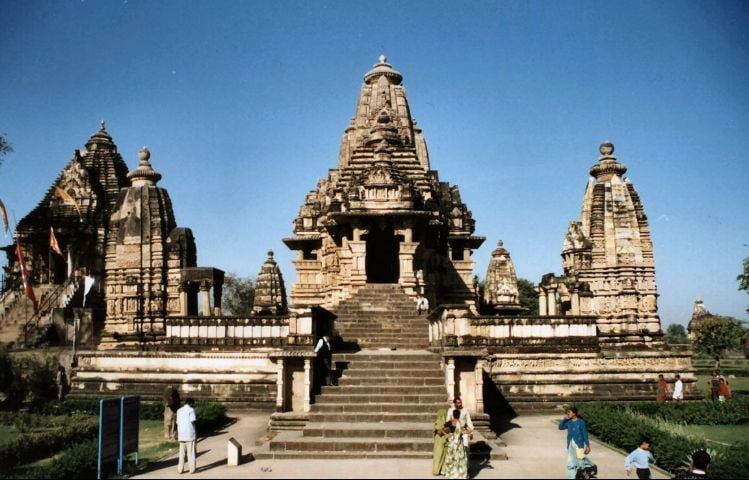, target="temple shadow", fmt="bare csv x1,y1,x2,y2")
483,370,521,436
